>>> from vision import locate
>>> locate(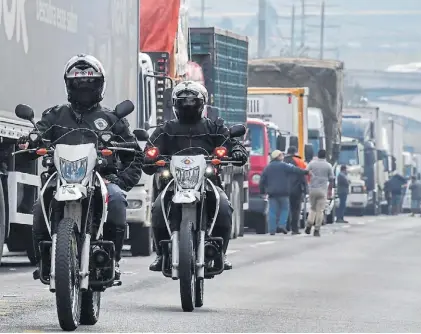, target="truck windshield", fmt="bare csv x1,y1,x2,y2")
245,123,264,156
342,119,370,142
267,127,277,152
309,137,320,154
338,145,359,166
